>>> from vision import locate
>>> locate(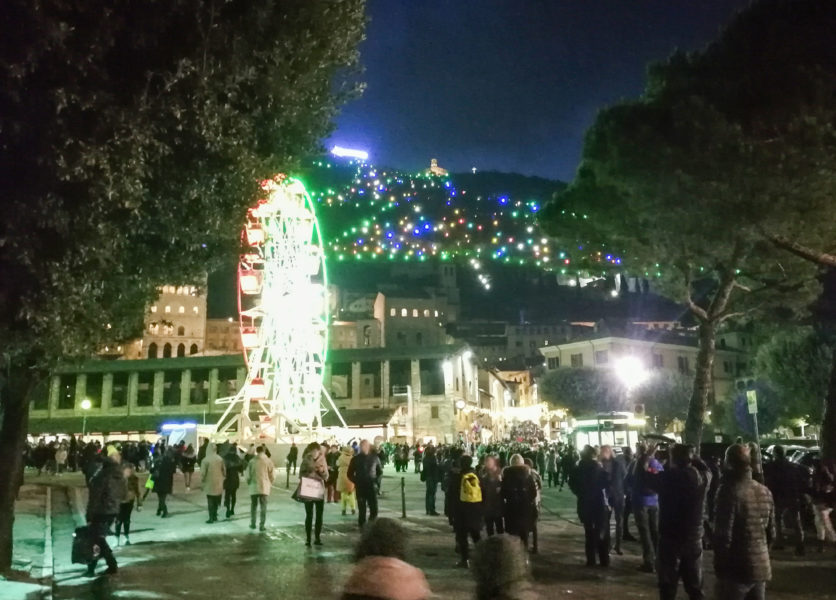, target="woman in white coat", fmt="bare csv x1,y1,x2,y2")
246,445,275,531
299,442,329,547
